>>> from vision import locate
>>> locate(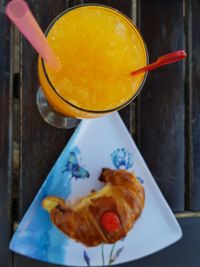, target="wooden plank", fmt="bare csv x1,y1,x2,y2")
129,217,200,267
14,1,74,266
84,0,132,16
0,11,13,267
189,0,200,210
18,0,72,219
137,0,185,211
